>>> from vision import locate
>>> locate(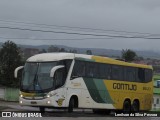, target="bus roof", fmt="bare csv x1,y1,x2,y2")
27,53,74,62
27,53,152,69
27,53,92,62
